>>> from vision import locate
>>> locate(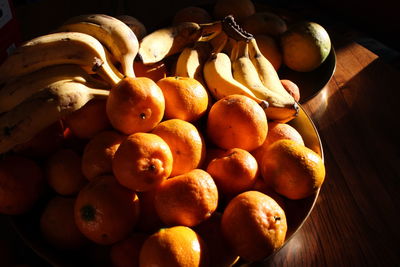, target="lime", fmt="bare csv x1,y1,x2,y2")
281,21,331,72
